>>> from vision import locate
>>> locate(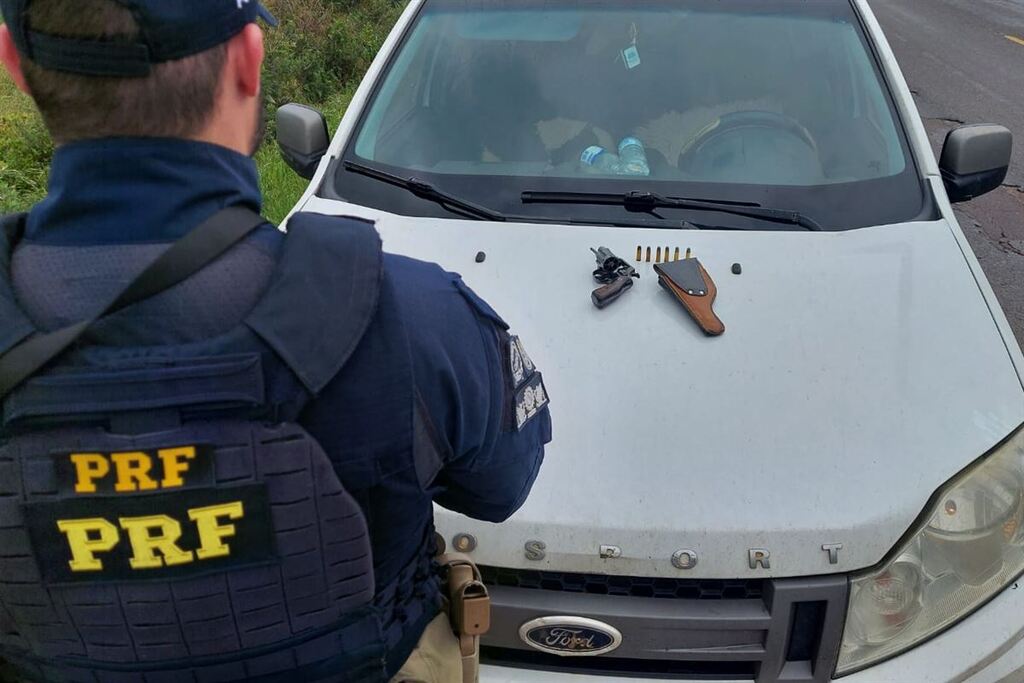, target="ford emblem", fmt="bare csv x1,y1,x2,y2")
519,616,623,657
